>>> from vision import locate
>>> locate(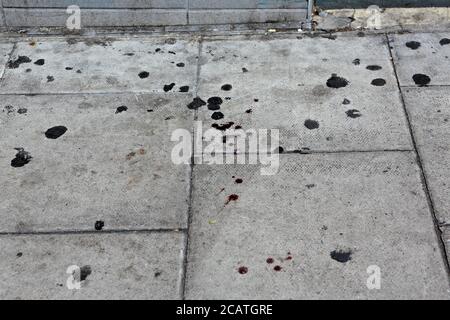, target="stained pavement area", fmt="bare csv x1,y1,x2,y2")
0,30,449,299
